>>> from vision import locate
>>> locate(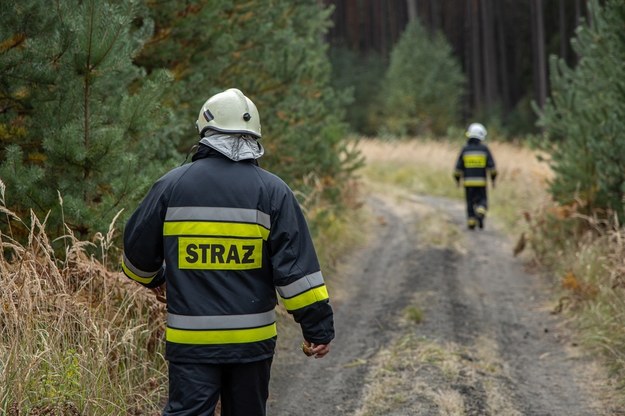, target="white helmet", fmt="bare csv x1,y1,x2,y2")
466,122,487,140
196,88,261,138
